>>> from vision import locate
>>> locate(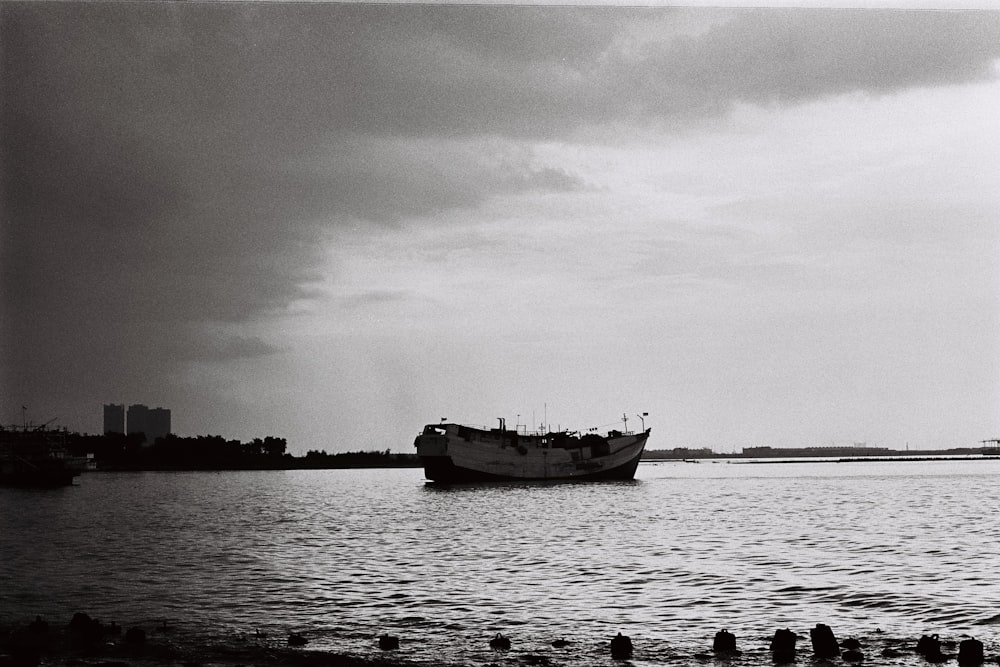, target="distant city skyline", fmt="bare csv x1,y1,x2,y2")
103,403,171,443
2,3,998,454
103,404,124,435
